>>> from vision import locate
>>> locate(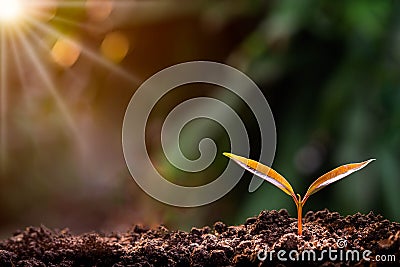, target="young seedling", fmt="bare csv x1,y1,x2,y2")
223,152,375,236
